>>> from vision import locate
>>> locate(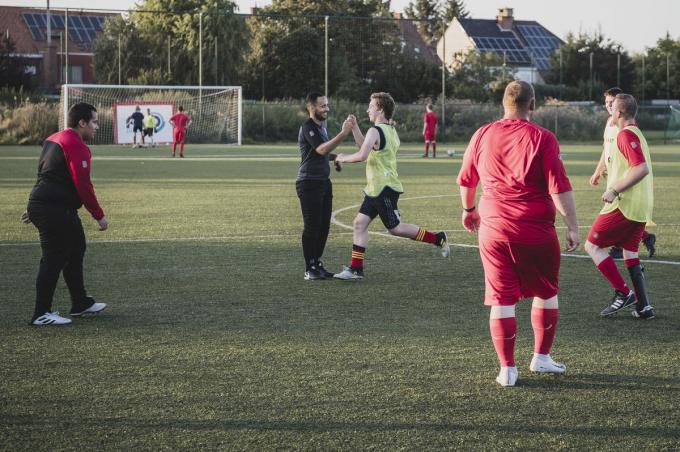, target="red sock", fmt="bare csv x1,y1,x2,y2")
180,143,185,155
350,244,365,270
172,143,177,154
432,142,437,156
490,317,516,367
424,142,429,155
414,227,437,244
596,257,629,293
624,258,640,268
531,307,559,355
